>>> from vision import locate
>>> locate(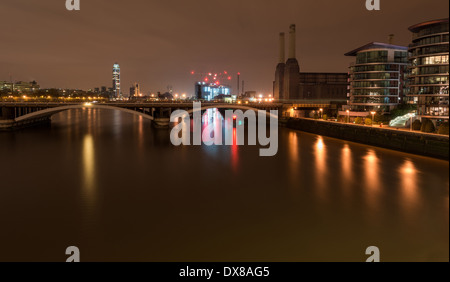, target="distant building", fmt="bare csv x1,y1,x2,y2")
242,91,257,99
0,80,40,94
406,18,449,122
130,82,141,97
273,25,348,101
345,42,408,112
112,63,121,99
298,73,348,100
158,92,173,100
195,82,231,101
